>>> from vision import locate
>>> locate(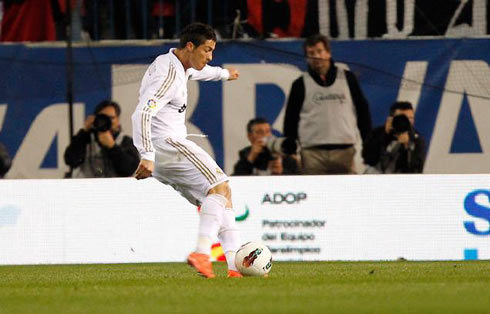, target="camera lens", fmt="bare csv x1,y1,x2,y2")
391,115,411,134
265,137,298,155
93,114,112,132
